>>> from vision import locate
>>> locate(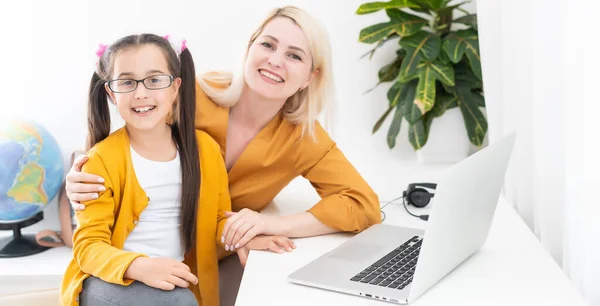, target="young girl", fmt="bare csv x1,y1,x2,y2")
60,34,293,306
